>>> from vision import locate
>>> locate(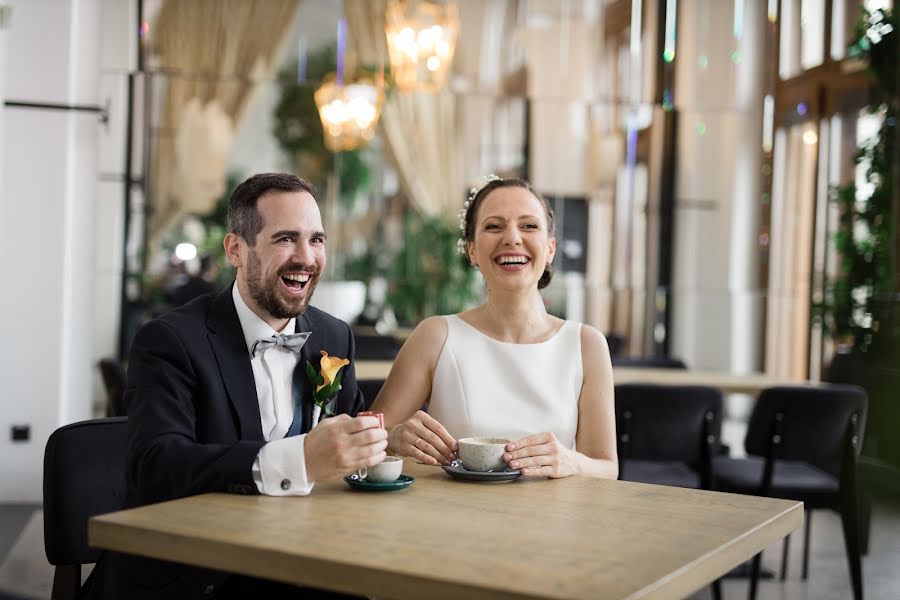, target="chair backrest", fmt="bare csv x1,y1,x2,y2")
745,384,868,477
44,417,128,567
612,356,688,369
606,333,626,357
615,384,723,463
354,335,404,360
358,379,386,410
98,357,127,417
